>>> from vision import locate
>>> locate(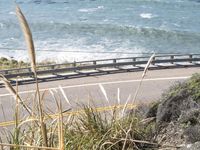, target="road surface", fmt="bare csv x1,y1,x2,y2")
0,67,199,124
